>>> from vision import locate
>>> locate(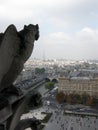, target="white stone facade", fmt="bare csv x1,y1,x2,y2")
58,77,98,97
